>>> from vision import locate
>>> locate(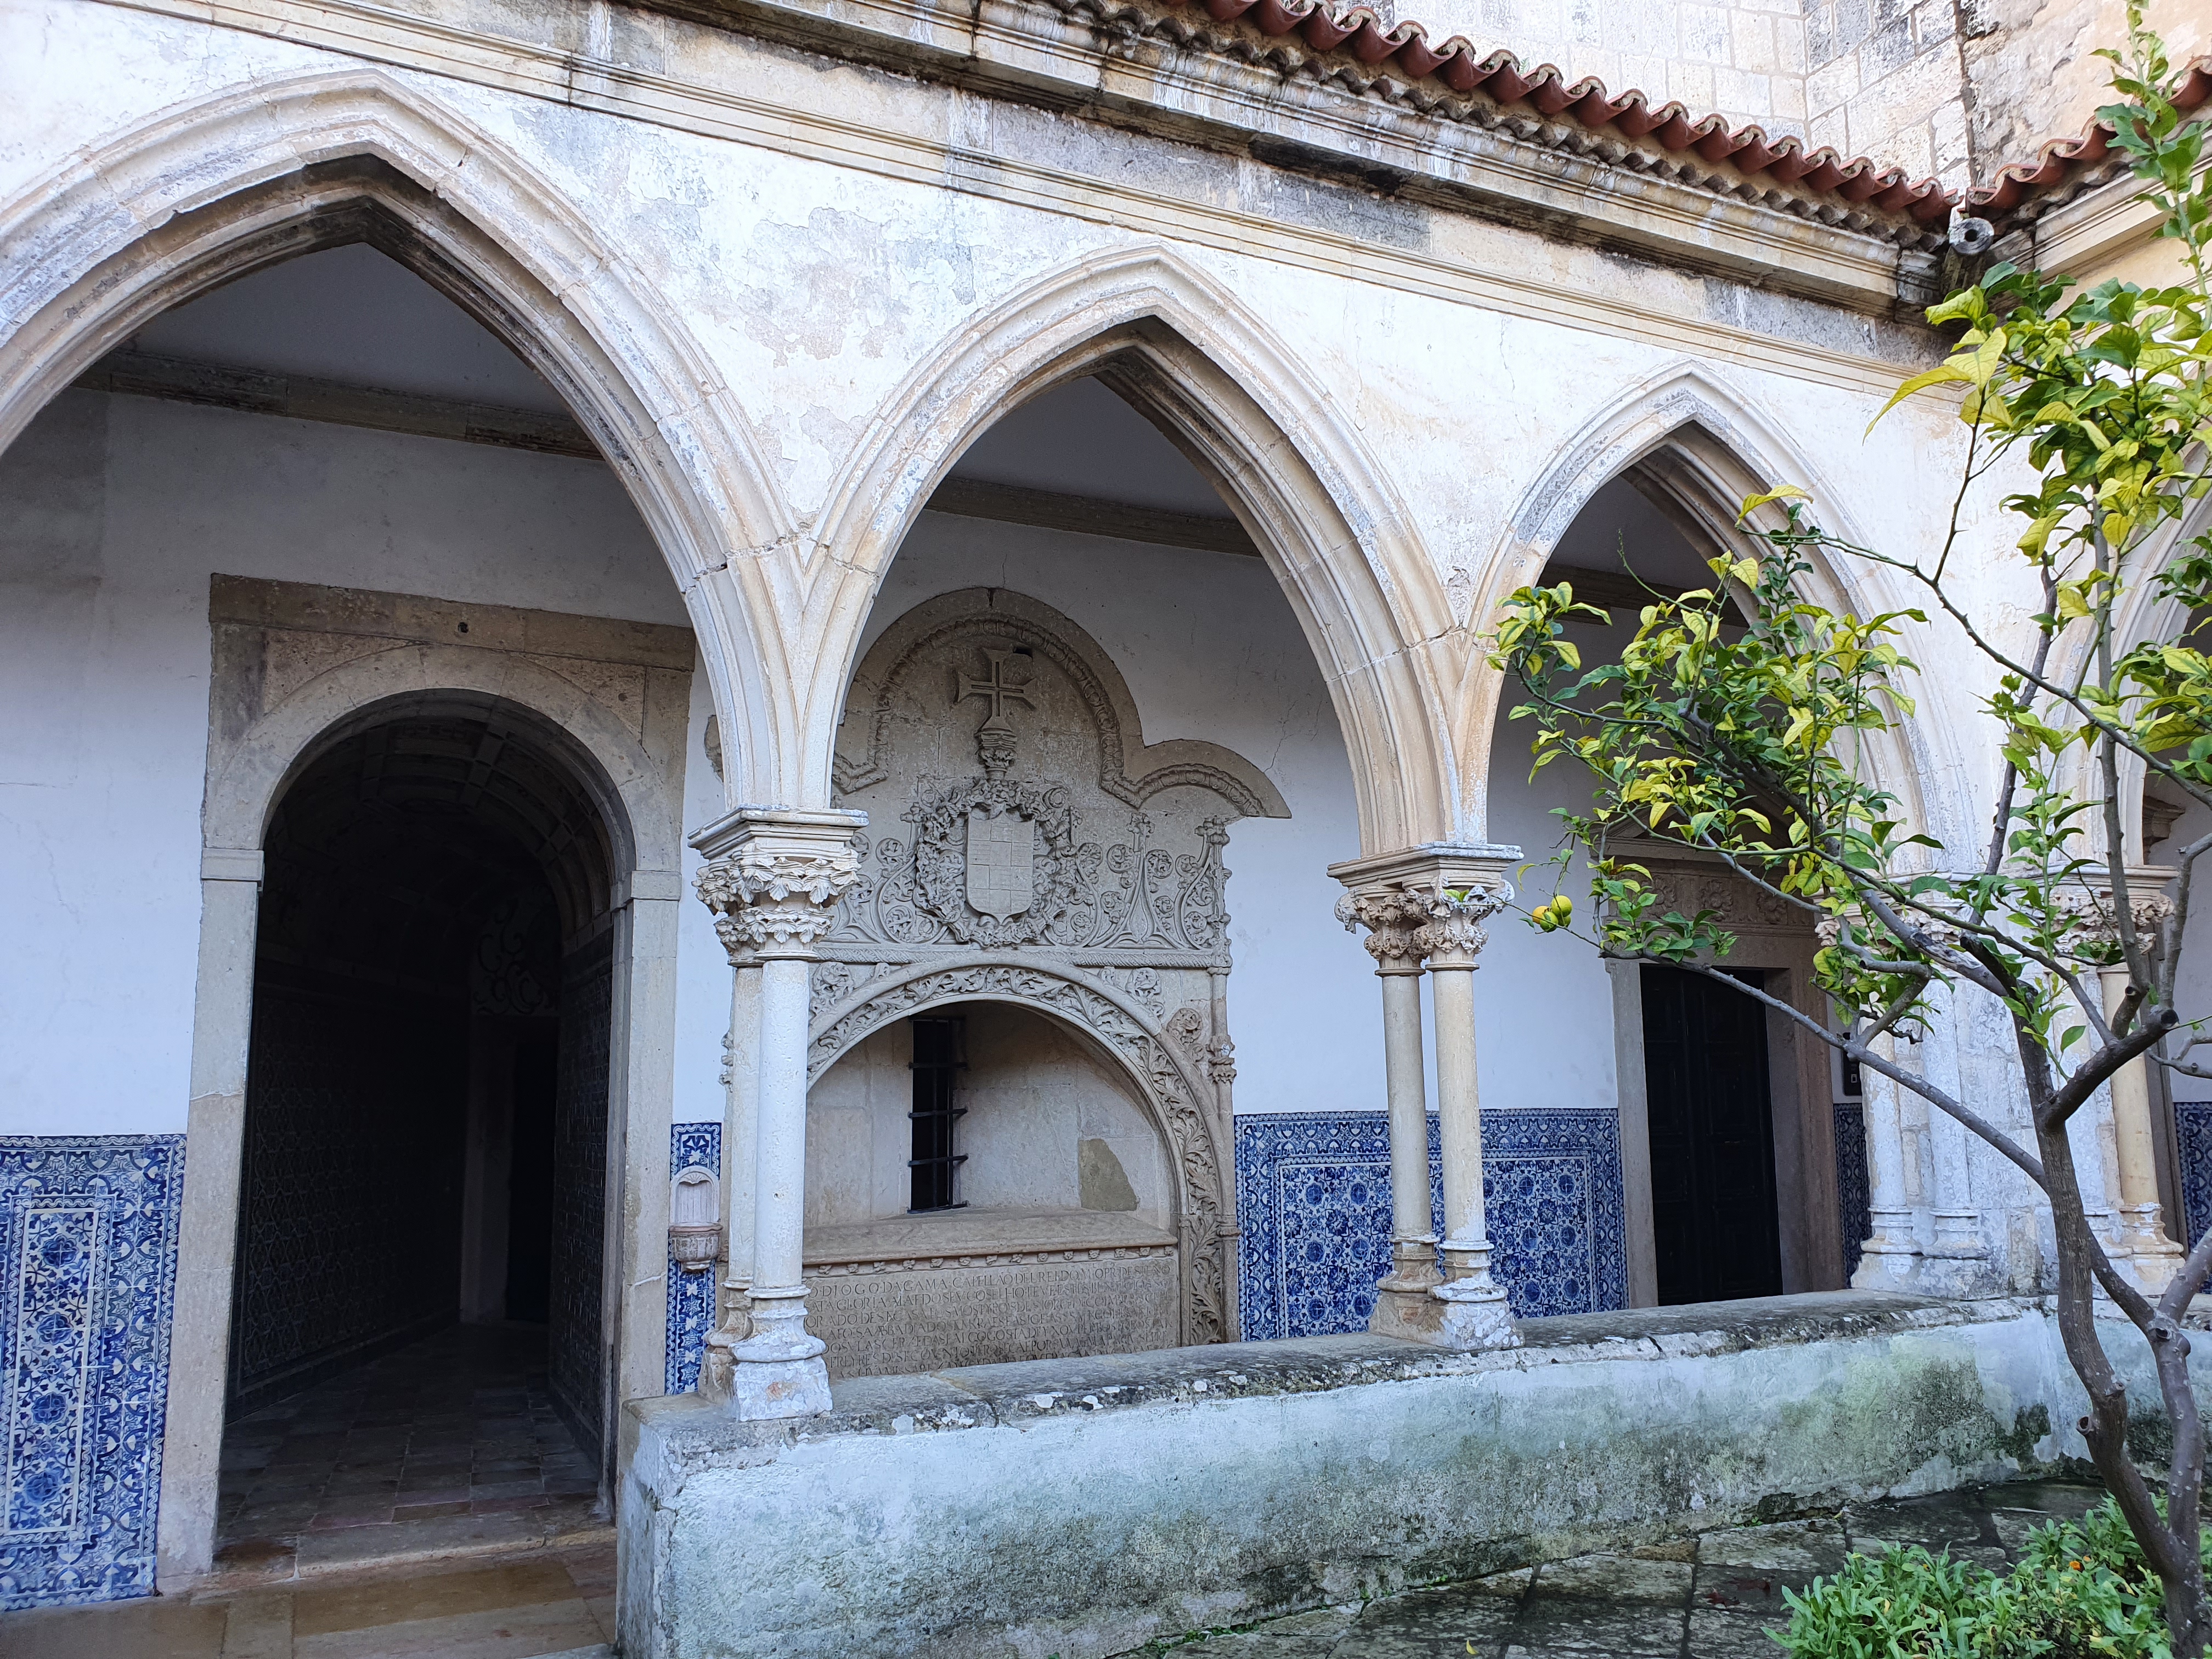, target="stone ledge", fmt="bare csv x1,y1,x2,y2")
622,1291,2147,1659
630,1289,1997,1464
